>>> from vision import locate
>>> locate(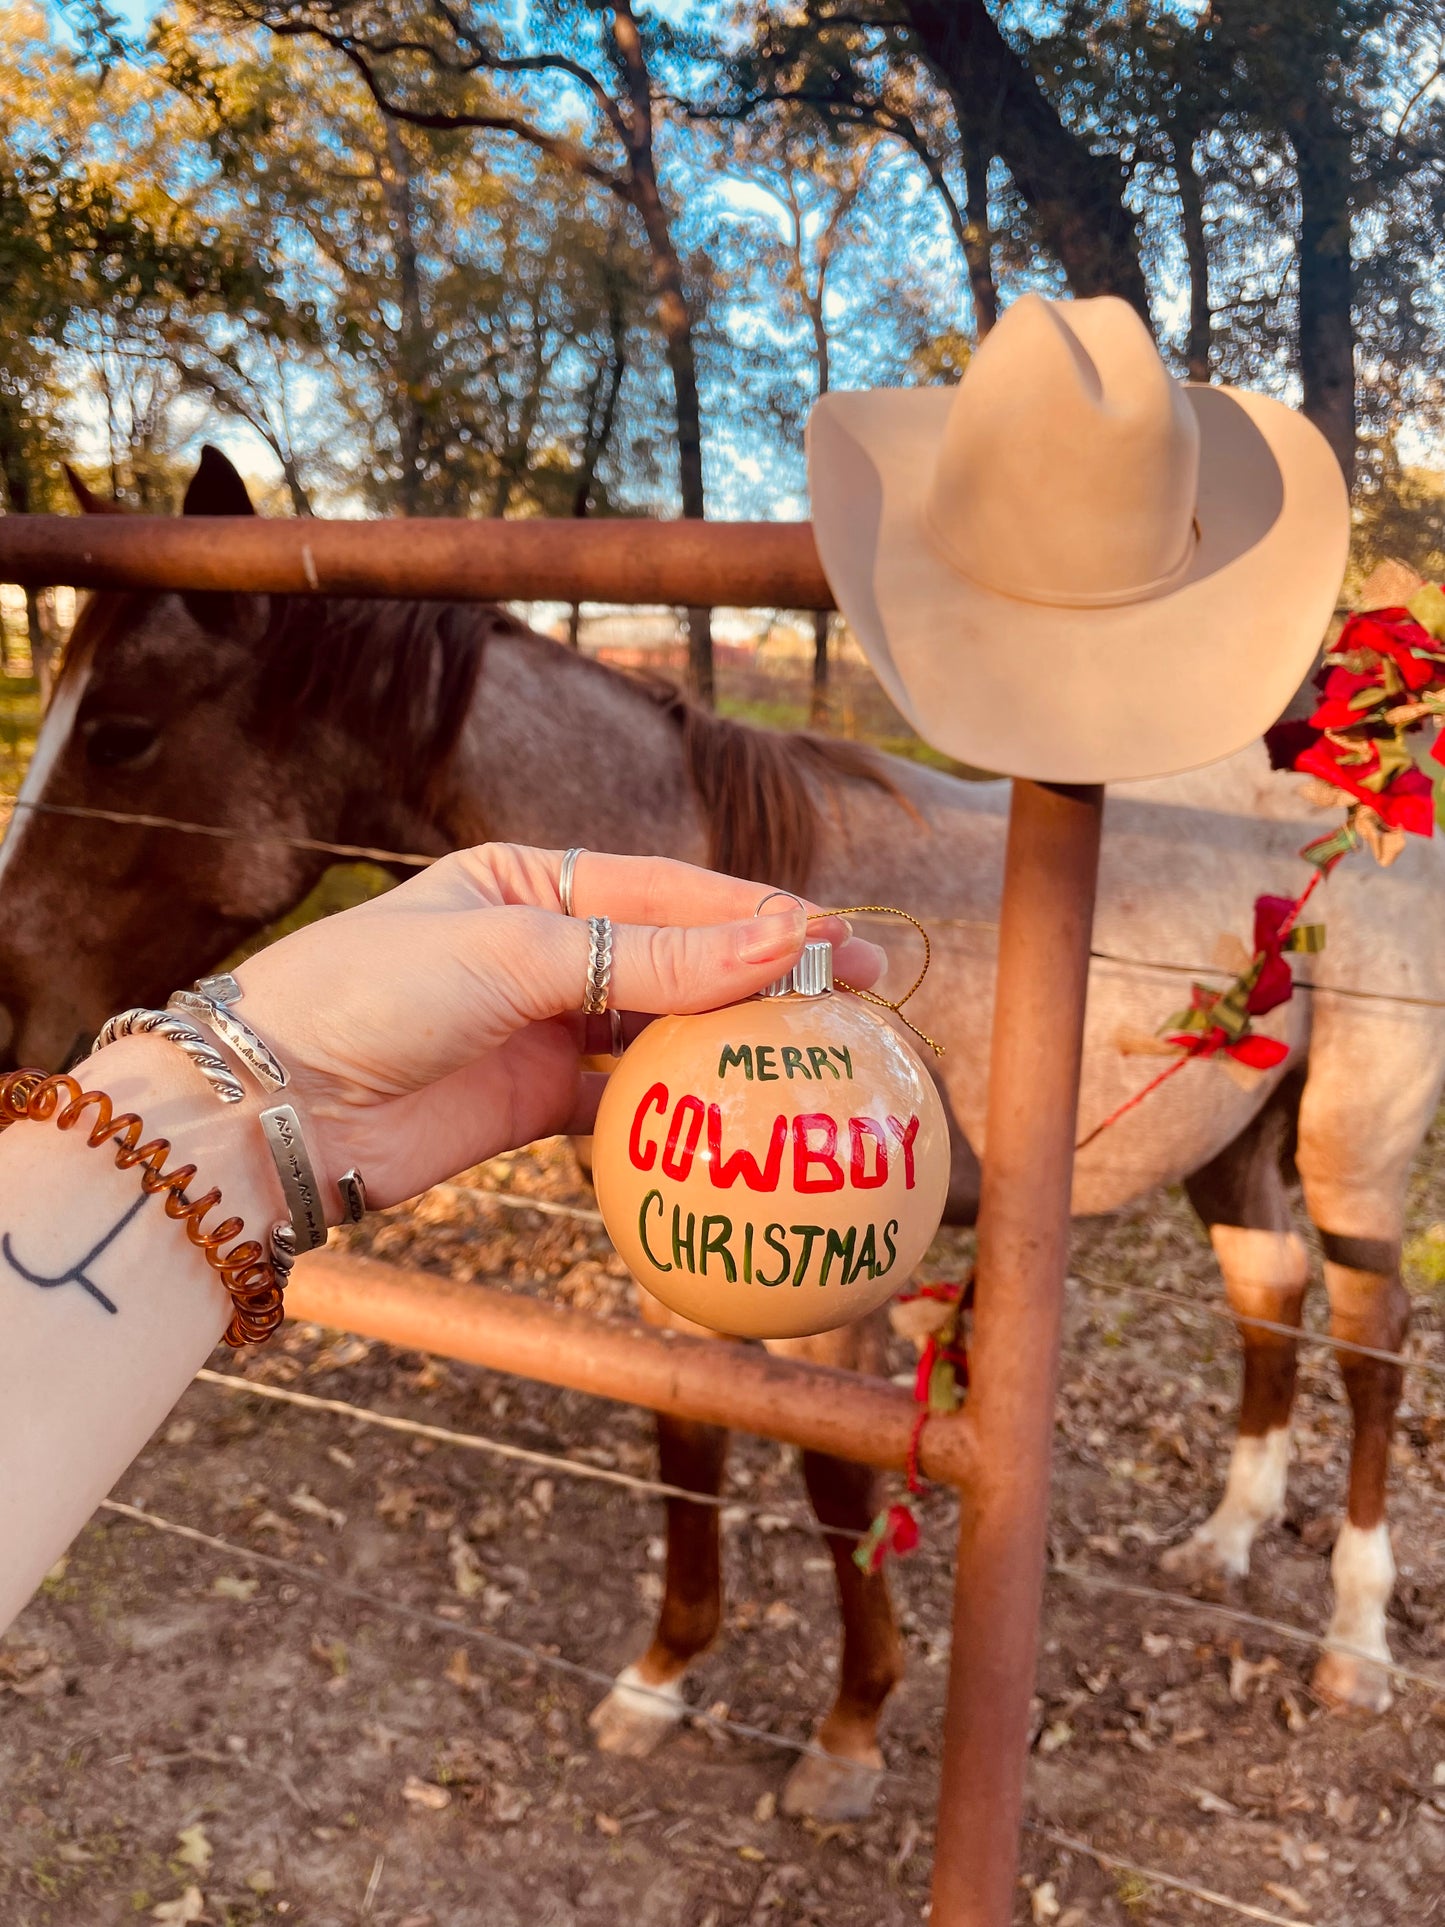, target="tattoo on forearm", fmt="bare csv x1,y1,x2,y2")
1,1193,151,1316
